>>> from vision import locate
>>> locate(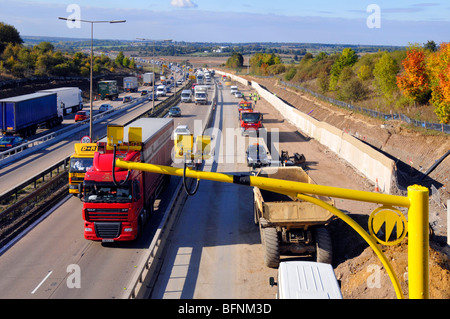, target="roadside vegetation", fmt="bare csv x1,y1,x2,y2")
227,41,450,124
0,22,136,80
